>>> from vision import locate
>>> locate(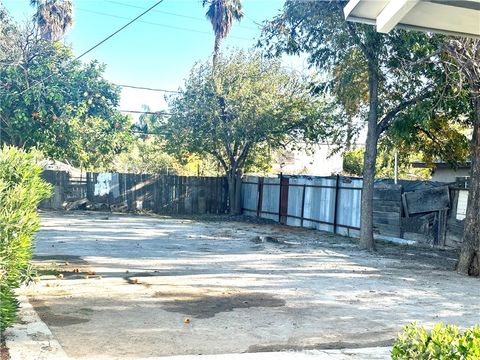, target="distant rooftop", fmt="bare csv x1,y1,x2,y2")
411,160,471,169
